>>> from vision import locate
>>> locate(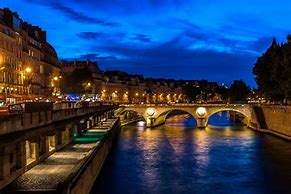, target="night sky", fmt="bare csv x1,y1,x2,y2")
2,0,291,87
